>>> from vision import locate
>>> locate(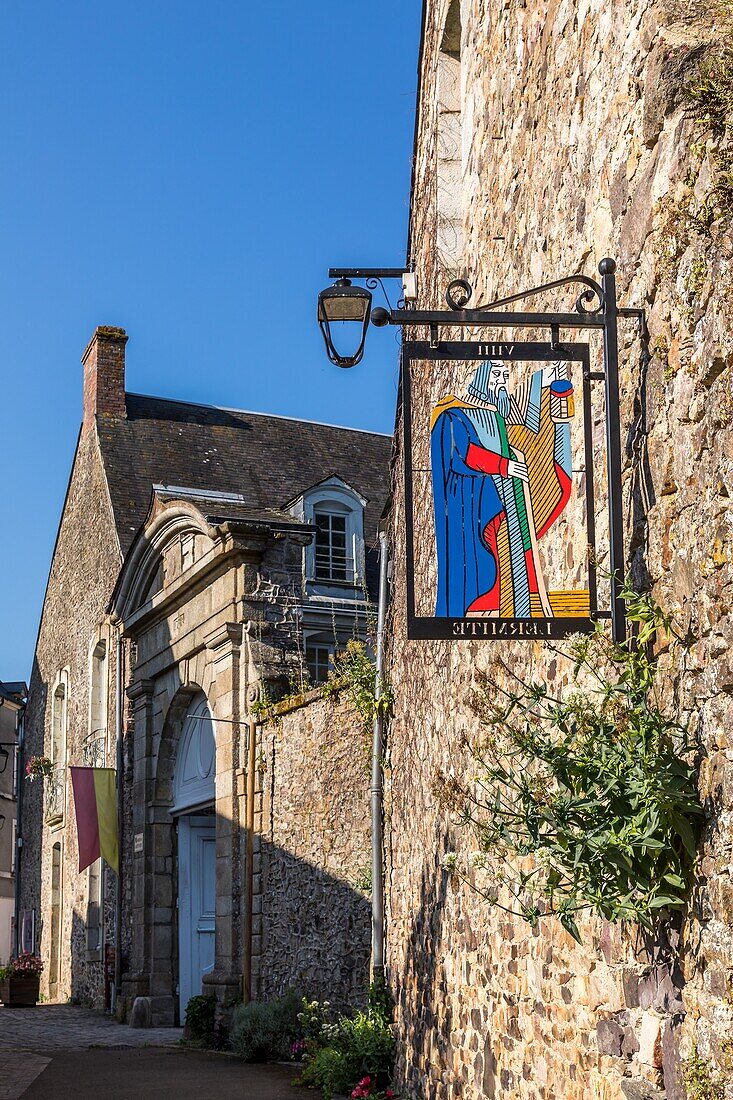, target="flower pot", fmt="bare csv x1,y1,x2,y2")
0,973,40,1006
